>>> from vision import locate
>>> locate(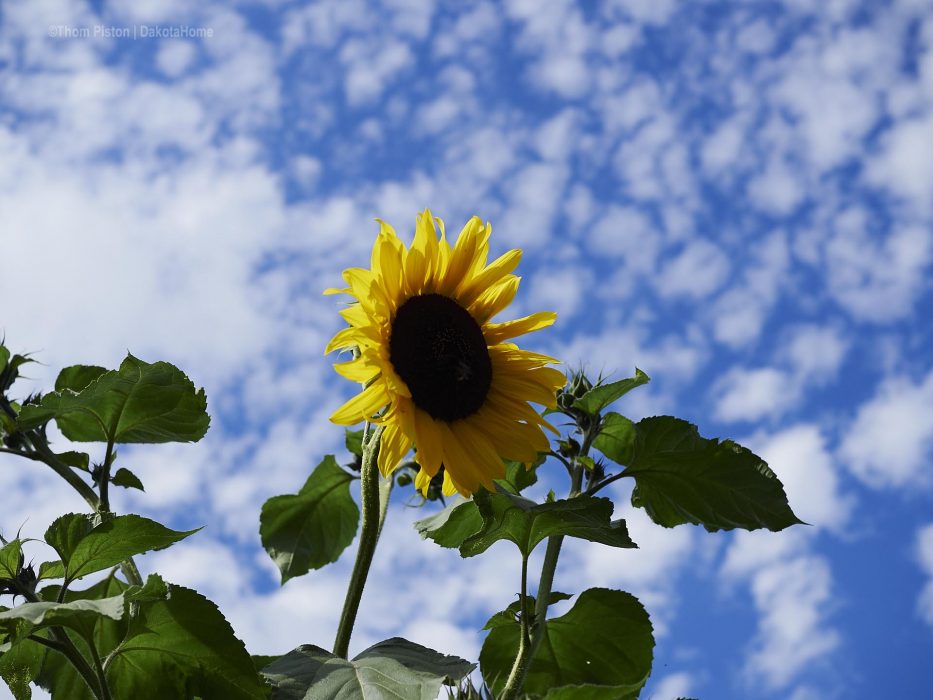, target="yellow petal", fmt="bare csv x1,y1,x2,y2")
483,311,557,345
415,468,433,495
470,275,520,323
457,248,522,309
333,358,379,383
453,420,506,491
377,422,411,477
413,408,444,476
330,382,390,425
325,326,366,354
437,421,482,495
441,471,459,497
